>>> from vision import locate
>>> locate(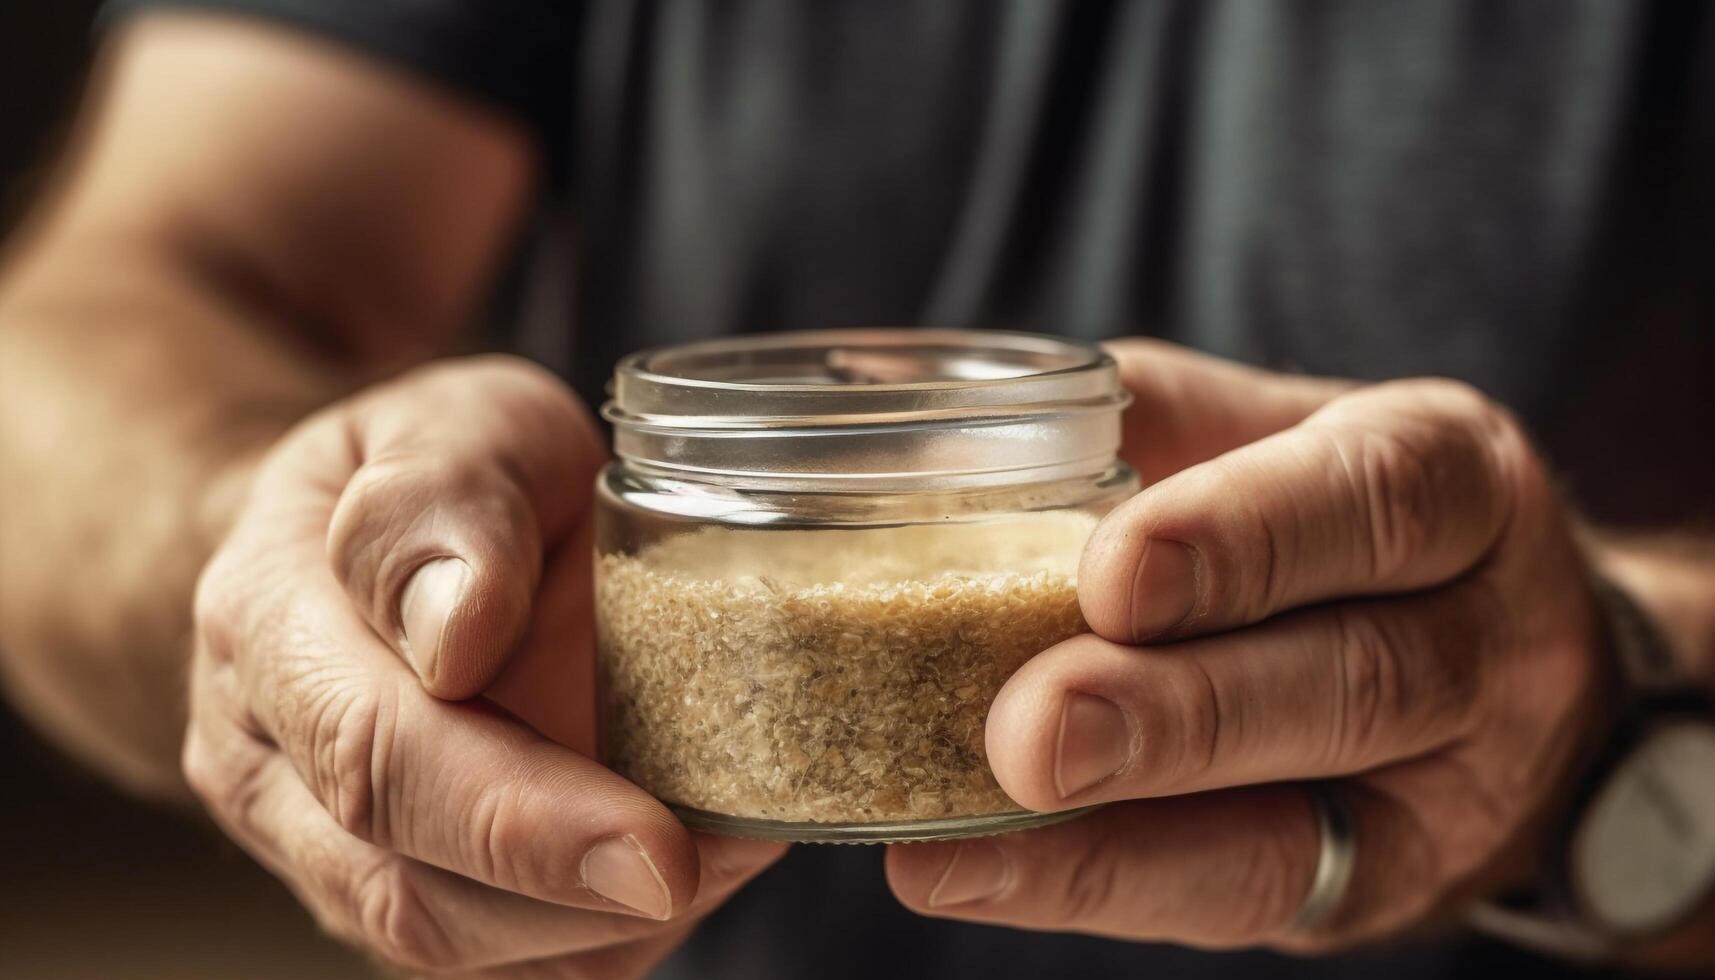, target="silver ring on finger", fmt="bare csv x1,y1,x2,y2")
1290,782,1357,933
